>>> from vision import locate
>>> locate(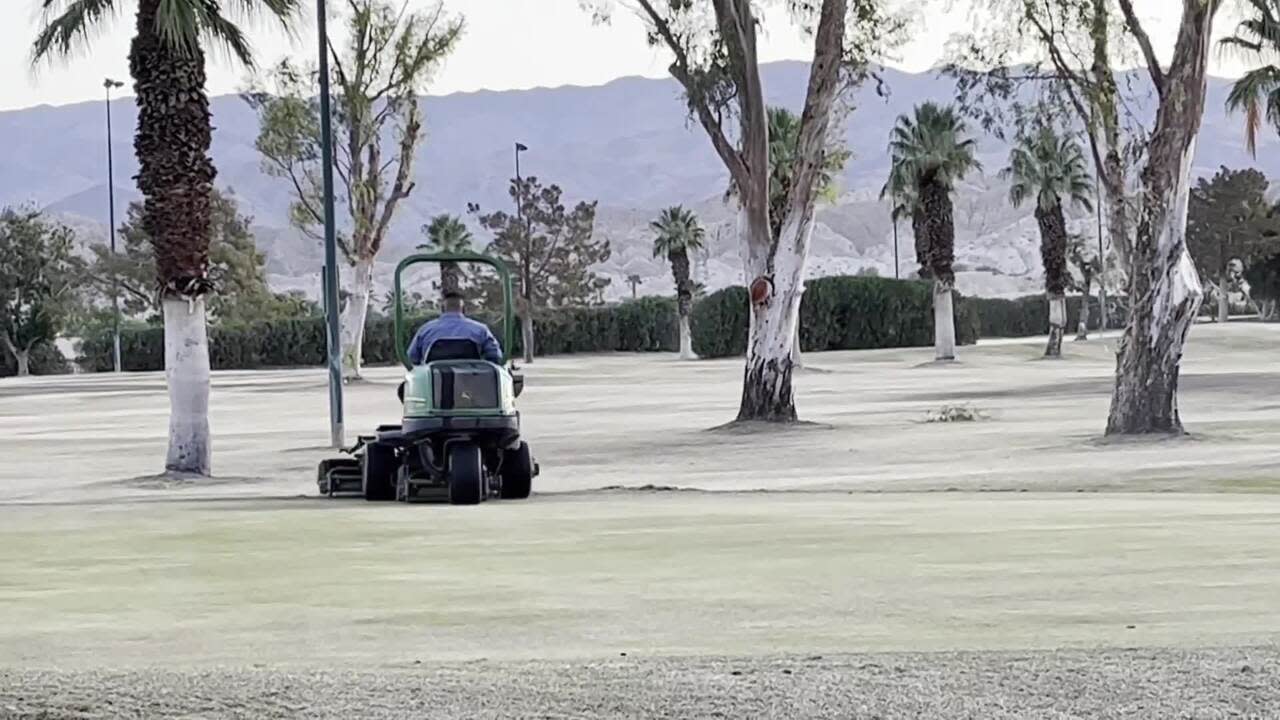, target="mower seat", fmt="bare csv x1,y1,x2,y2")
426,338,483,361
